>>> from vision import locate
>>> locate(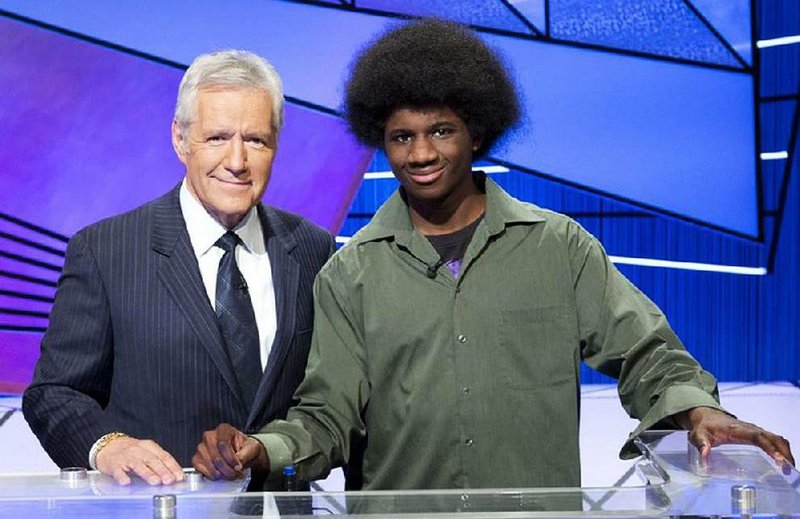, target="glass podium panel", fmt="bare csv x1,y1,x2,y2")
0,431,797,517
635,430,800,516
